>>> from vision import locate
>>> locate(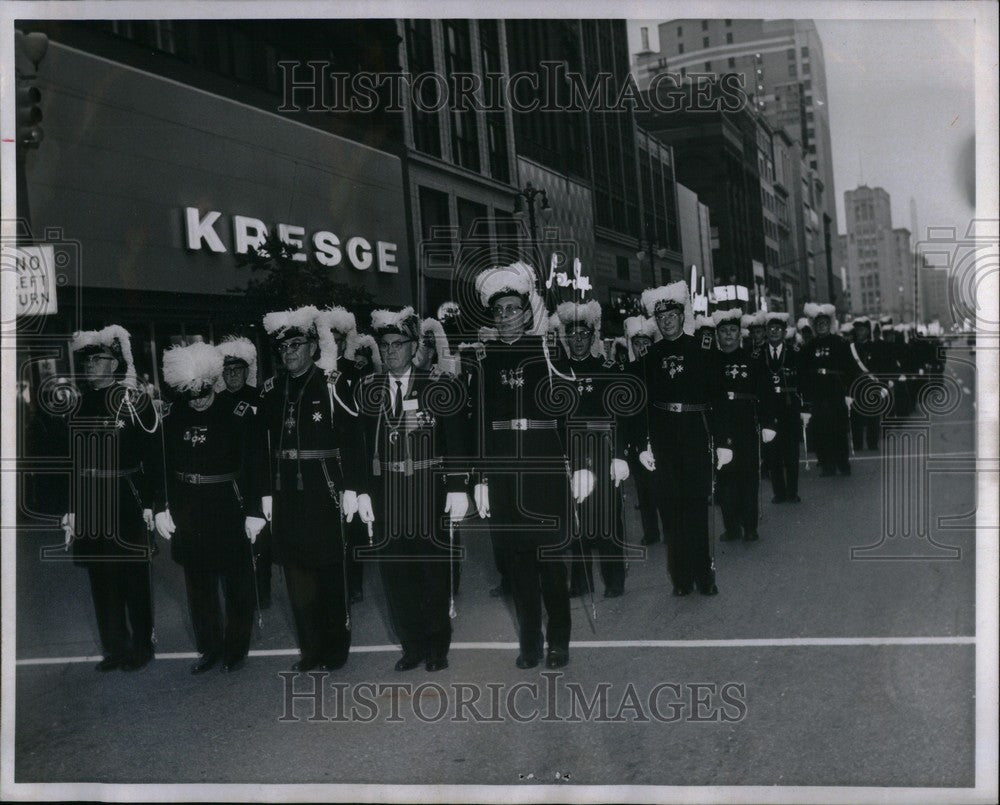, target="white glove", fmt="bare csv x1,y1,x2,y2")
638,447,656,472
716,447,734,470
845,396,854,409
357,493,375,525
918,369,925,375
261,495,273,522
244,516,266,544
761,428,777,443
610,458,630,487
879,387,889,398
142,509,154,531
61,513,75,549
154,510,176,541
444,492,470,522
342,490,359,522
800,412,812,425
888,380,895,388
899,375,907,382
571,469,595,503
474,483,491,518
